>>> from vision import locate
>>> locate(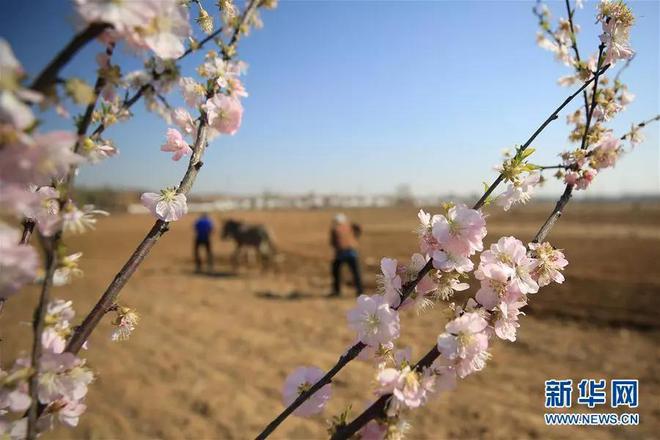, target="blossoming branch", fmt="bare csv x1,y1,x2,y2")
254,2,654,439
0,0,275,438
